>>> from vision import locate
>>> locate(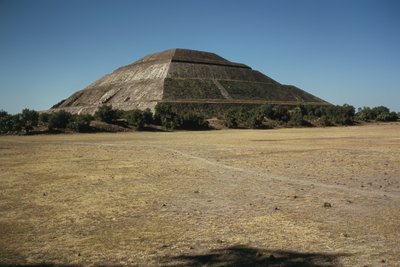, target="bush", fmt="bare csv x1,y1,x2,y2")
125,109,153,130
67,114,92,132
48,110,72,130
94,105,119,123
258,104,274,119
376,111,398,122
179,113,209,130
39,113,50,123
356,105,397,122
0,110,9,118
154,103,180,130
288,108,305,126
0,110,38,134
224,109,239,128
0,111,22,133
272,106,290,122
355,107,373,121
247,113,264,129
21,109,39,132
323,104,355,125
319,115,333,127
